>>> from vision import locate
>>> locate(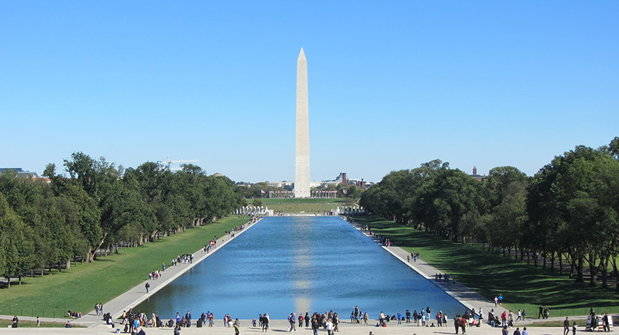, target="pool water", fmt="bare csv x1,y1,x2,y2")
136,216,467,319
